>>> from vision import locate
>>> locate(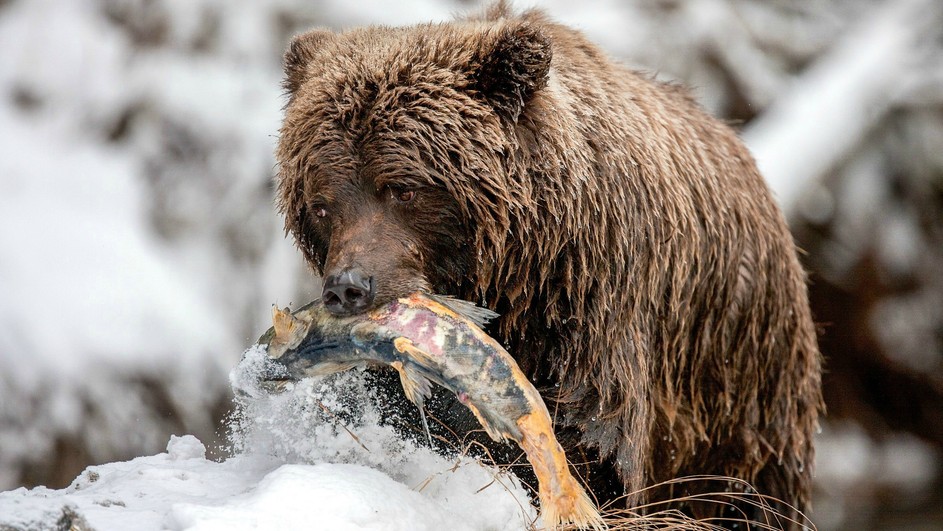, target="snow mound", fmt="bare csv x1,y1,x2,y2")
0,352,537,530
